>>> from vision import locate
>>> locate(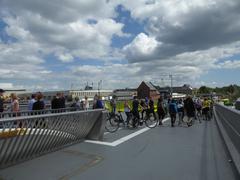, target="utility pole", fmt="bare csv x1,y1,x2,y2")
98,80,102,96
169,74,173,97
